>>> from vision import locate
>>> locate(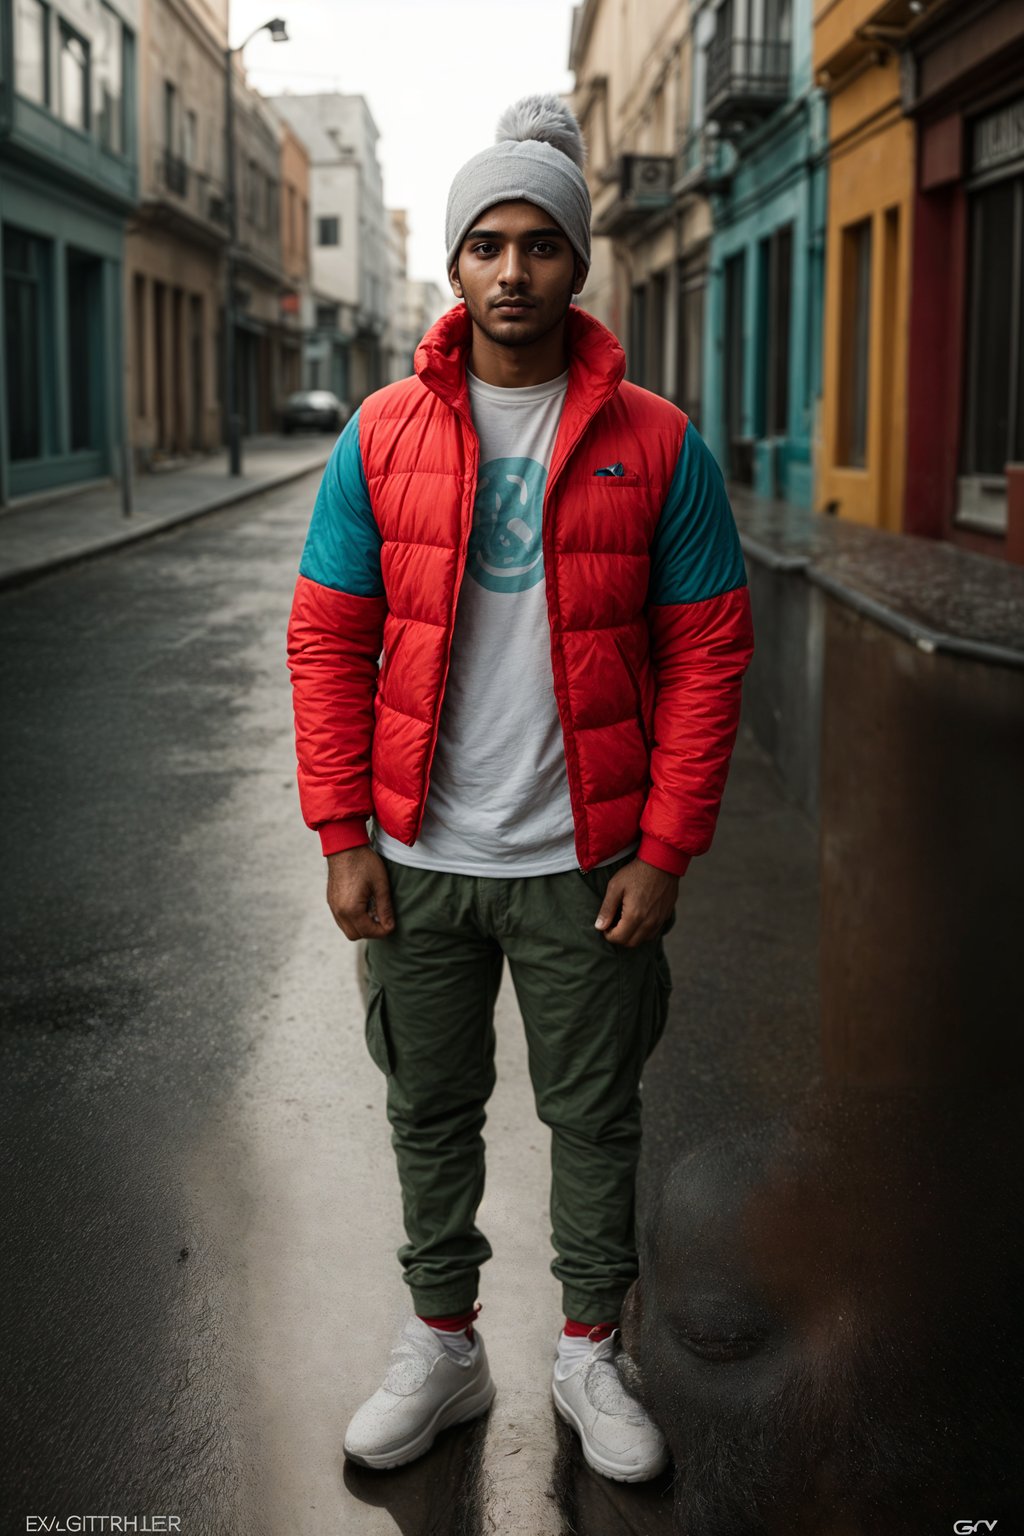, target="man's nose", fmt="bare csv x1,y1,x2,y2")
497,246,529,287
